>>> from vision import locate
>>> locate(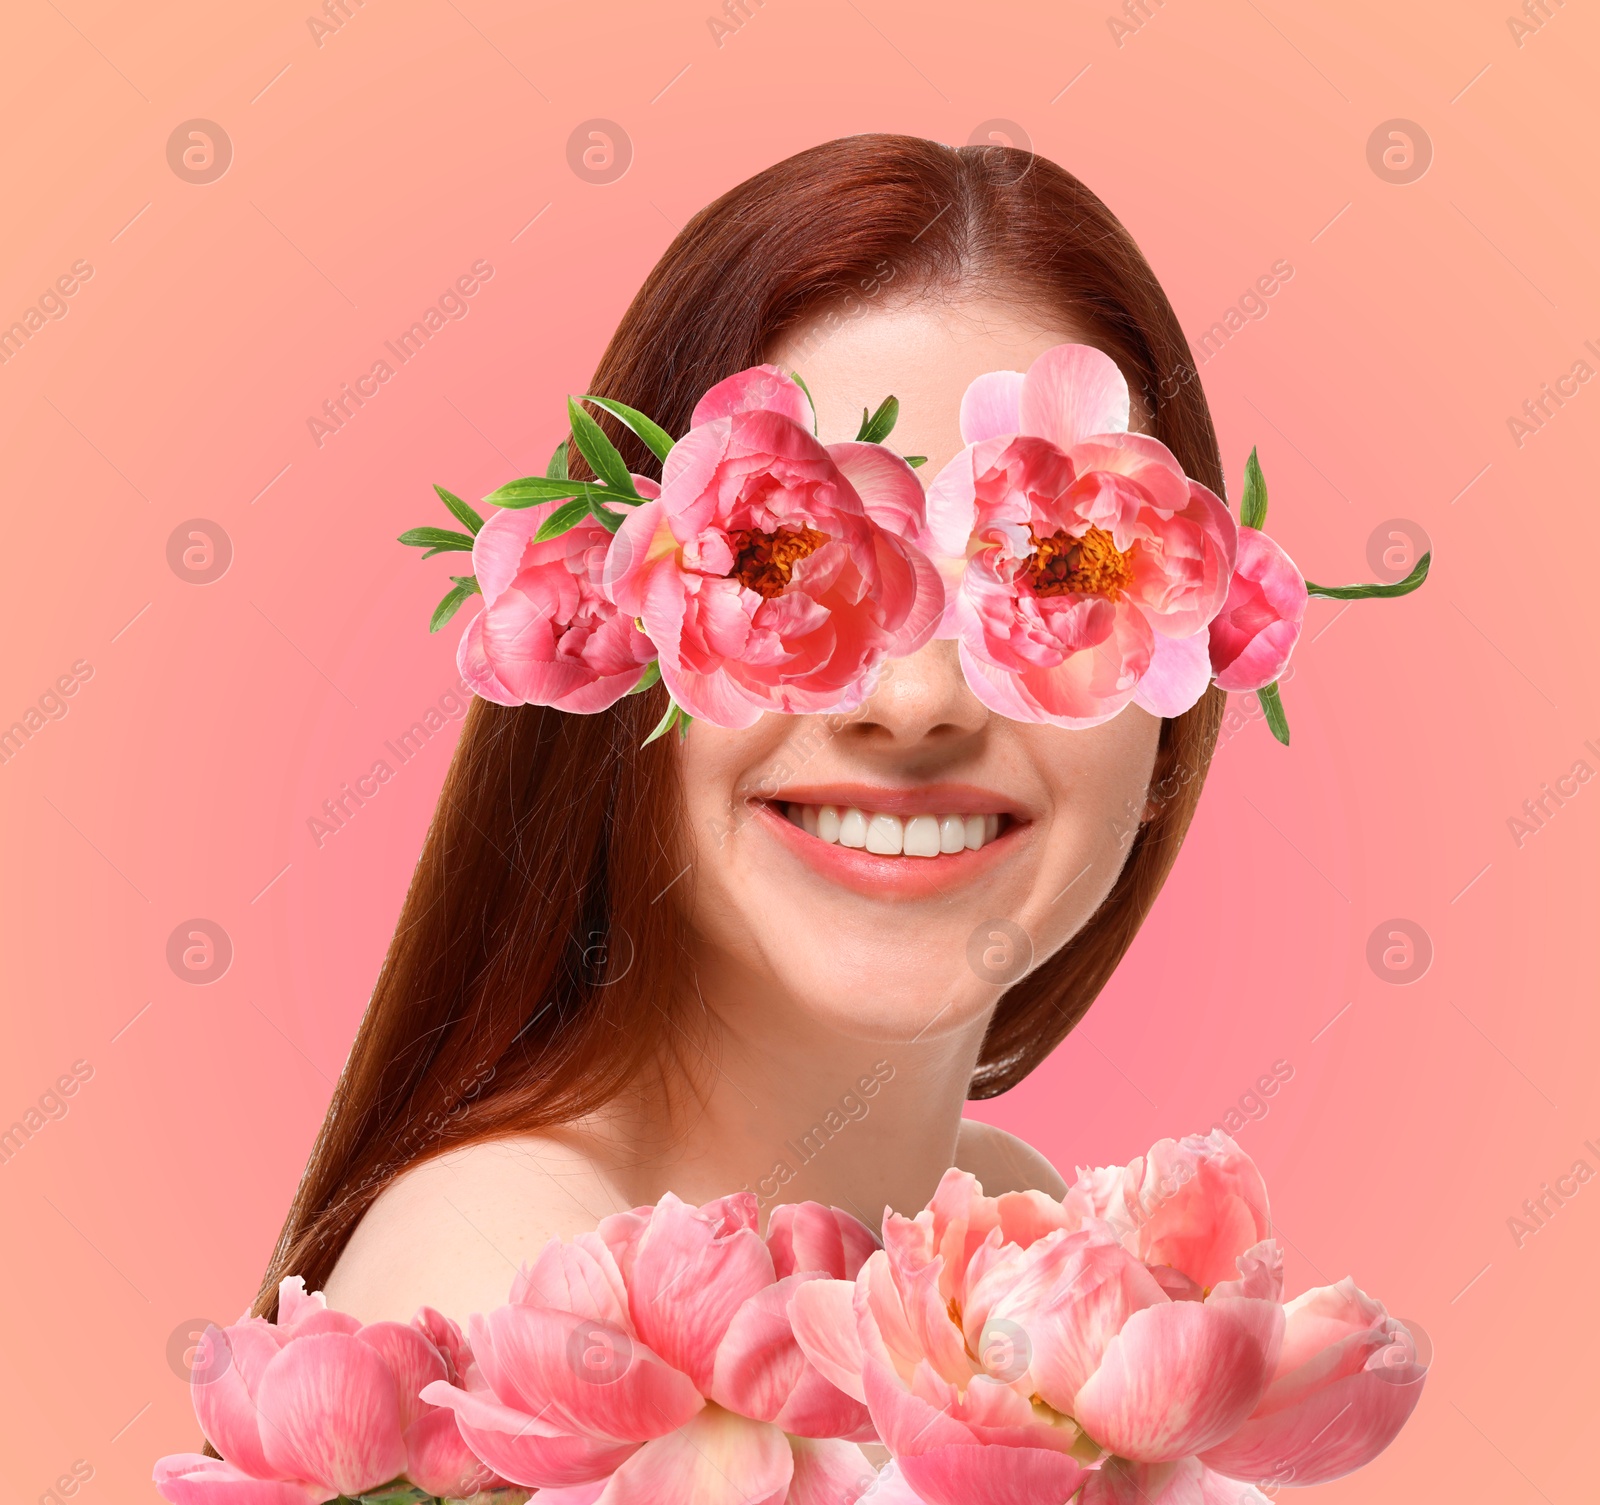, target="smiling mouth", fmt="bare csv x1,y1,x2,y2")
774,802,1010,858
